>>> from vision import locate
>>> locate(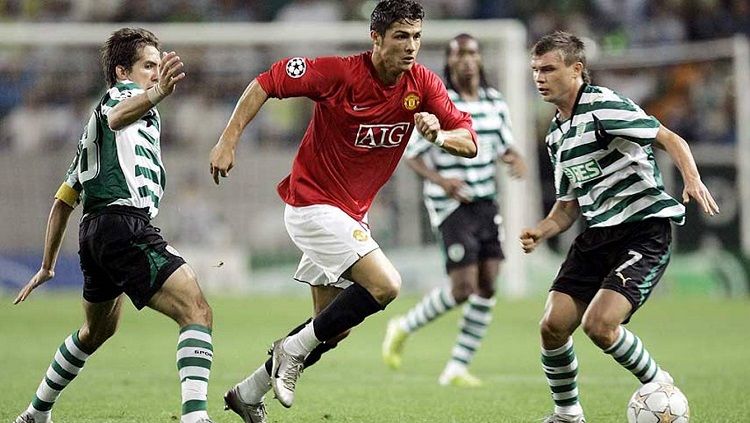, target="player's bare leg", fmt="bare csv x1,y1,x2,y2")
15,296,124,423
227,285,350,422
540,291,586,422
584,289,673,385
439,259,499,387
148,264,214,423
271,249,398,407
